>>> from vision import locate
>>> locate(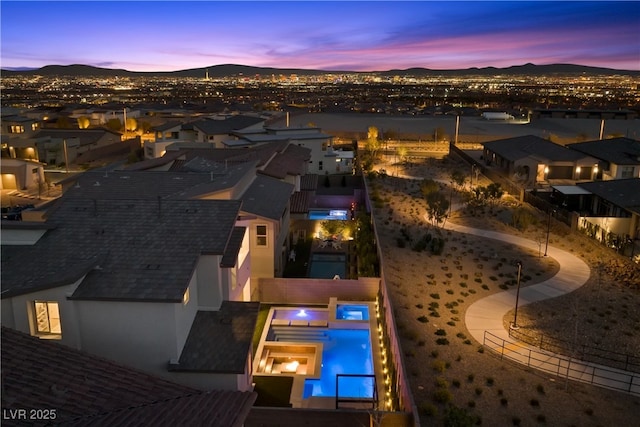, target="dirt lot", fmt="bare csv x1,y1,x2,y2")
370,155,640,426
